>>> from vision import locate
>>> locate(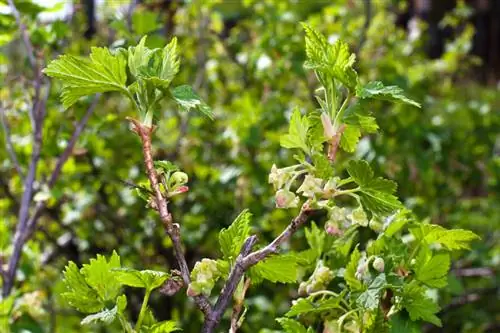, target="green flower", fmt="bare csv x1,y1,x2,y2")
297,175,323,198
